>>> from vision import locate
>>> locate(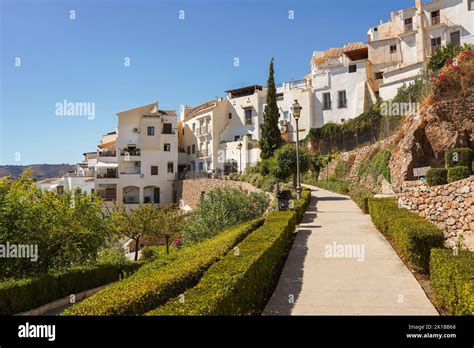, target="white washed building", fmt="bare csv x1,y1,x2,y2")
115,102,178,207
367,0,474,100
311,42,376,125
